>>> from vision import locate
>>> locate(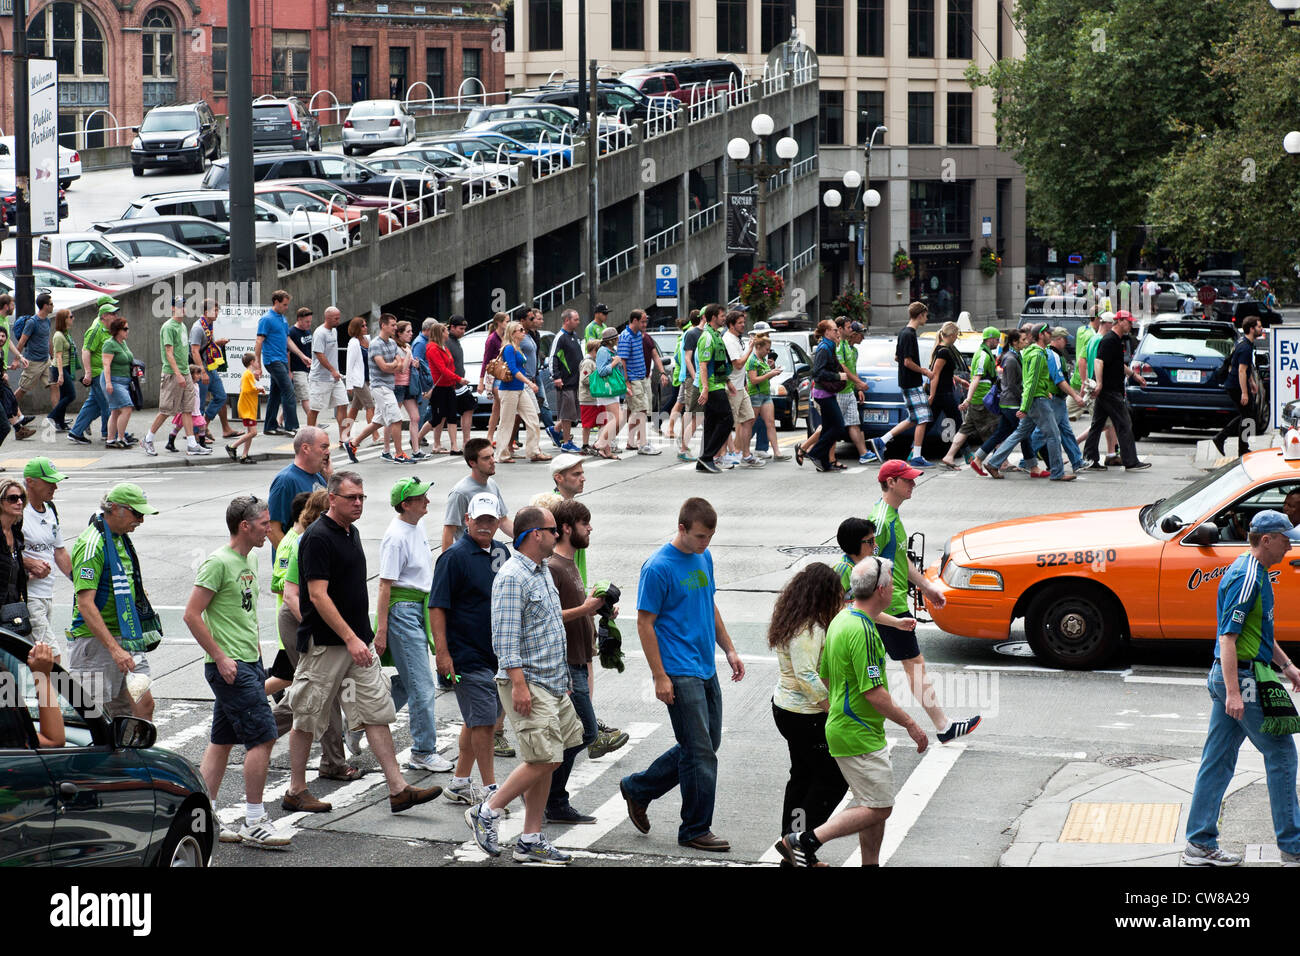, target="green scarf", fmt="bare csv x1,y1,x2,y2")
1254,662,1300,735
376,586,434,668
